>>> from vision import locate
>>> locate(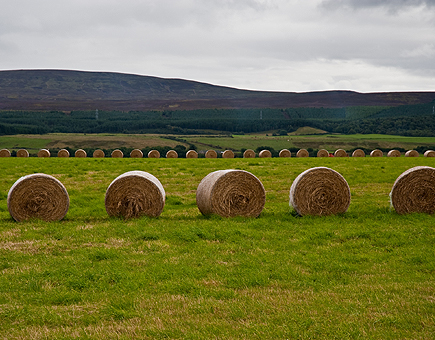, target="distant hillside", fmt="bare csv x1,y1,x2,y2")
1,69,435,111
